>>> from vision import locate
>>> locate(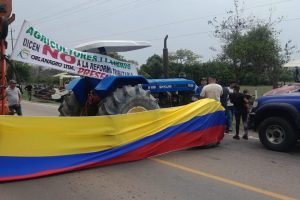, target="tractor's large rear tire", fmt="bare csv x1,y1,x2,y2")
98,85,159,115
58,92,81,116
